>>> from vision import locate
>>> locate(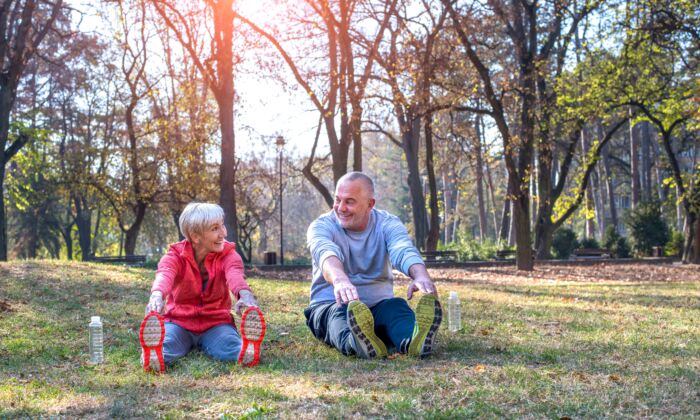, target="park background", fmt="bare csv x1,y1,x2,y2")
0,0,697,269
0,1,699,418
